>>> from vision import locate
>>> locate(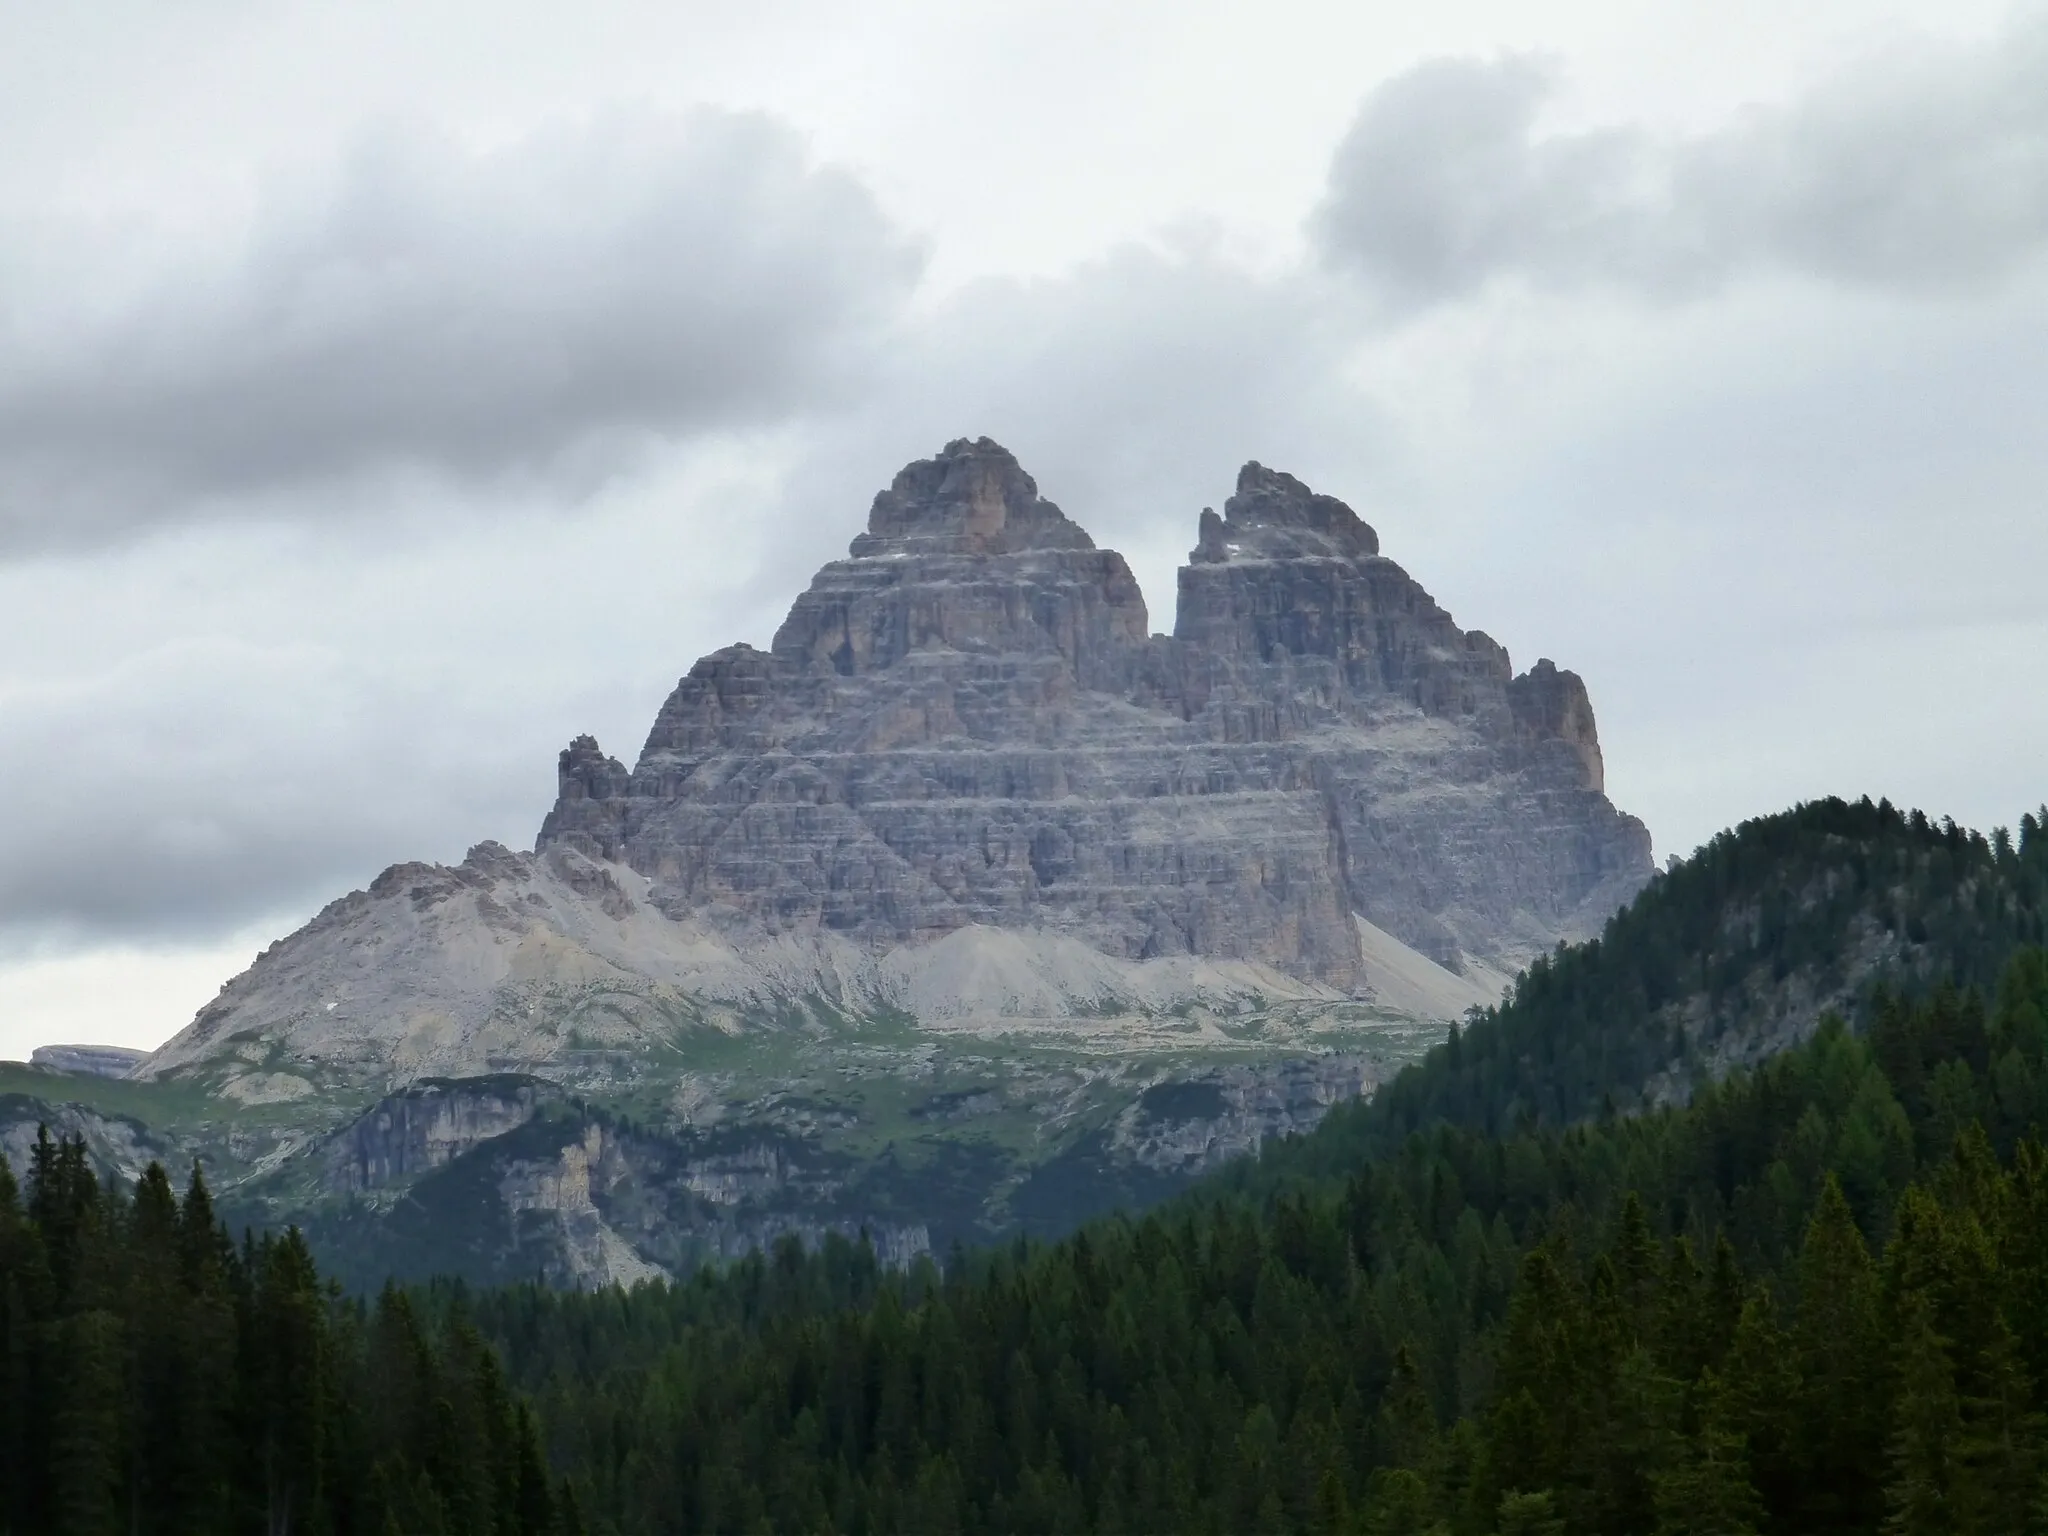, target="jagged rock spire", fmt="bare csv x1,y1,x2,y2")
539,735,631,861
772,437,1146,682
849,437,1095,558
535,439,1649,985
1192,462,1381,564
